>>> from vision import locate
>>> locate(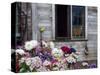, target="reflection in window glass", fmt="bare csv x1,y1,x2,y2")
72,6,85,39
